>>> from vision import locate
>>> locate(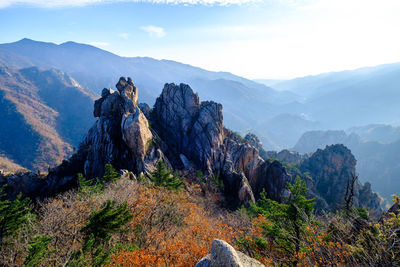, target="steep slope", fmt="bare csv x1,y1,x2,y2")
0,155,25,172
0,65,95,170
